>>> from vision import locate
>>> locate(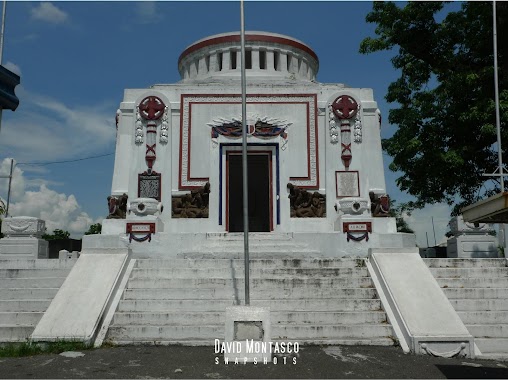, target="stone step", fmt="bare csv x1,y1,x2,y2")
107,323,392,341
180,251,321,259
0,259,76,270
0,325,34,341
0,300,51,312
188,241,311,249
130,267,368,279
0,269,71,278
122,287,378,300
0,277,67,288
205,233,293,241
458,311,508,324
271,324,393,340
443,288,508,299
126,277,374,289
449,299,508,311
117,299,382,313
0,312,43,325
134,258,363,269
424,258,507,268
429,267,508,278
112,310,387,326
466,324,508,338
107,337,396,347
436,277,508,288
475,338,508,354
0,288,59,300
